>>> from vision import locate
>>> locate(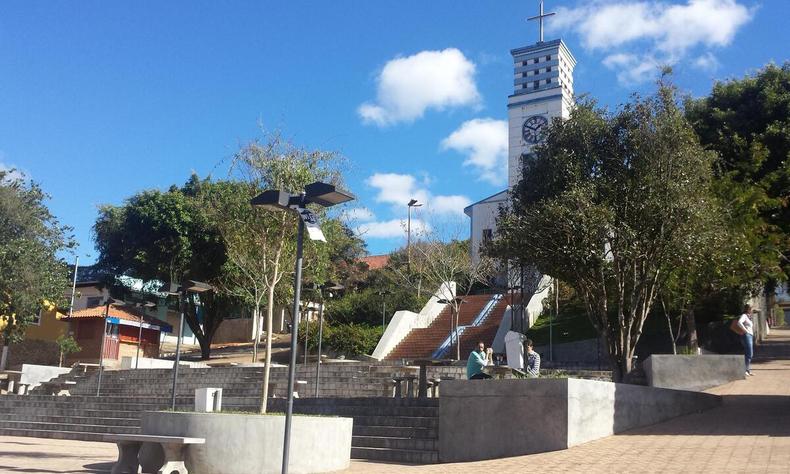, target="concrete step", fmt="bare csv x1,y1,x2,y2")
351,415,438,429
1,413,140,427
353,425,437,439
0,407,144,419
0,427,111,442
353,435,437,451
293,405,438,417
351,446,438,463
0,420,140,435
